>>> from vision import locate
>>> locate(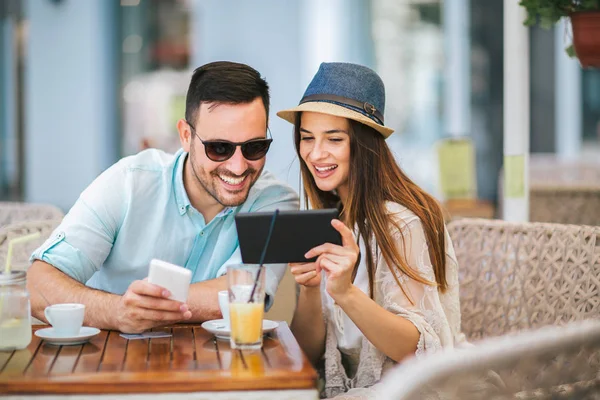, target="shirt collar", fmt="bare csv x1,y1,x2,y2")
173,149,191,215
216,207,234,218
173,149,237,218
